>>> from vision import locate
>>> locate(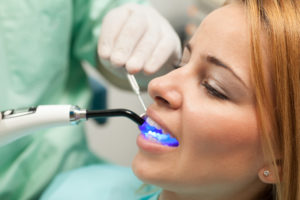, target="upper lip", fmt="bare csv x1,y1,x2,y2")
146,108,177,139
